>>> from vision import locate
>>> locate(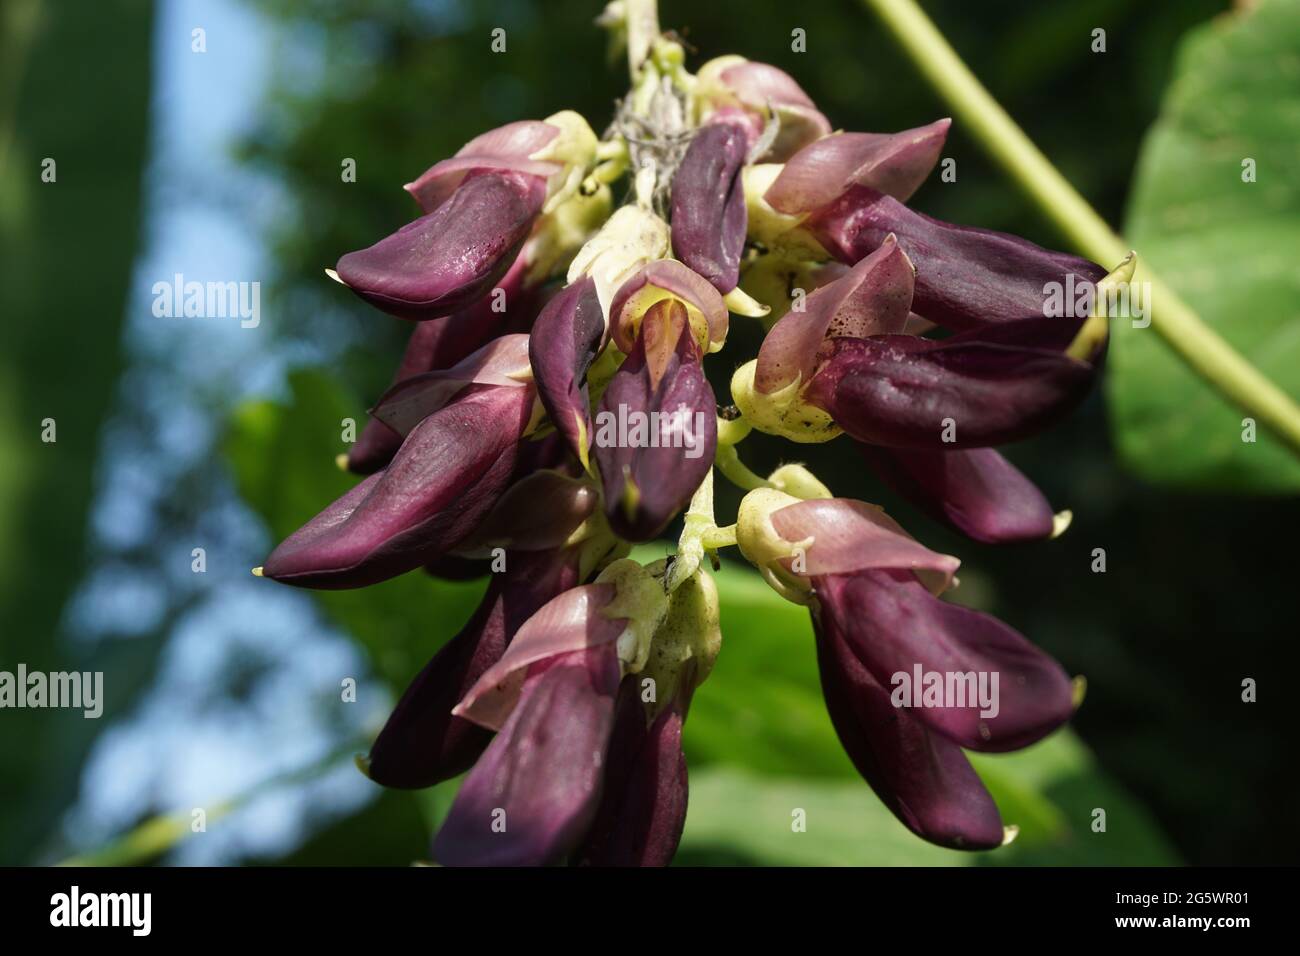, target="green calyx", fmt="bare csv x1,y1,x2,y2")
638,560,722,717
596,557,670,674
735,487,816,605
731,359,842,445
